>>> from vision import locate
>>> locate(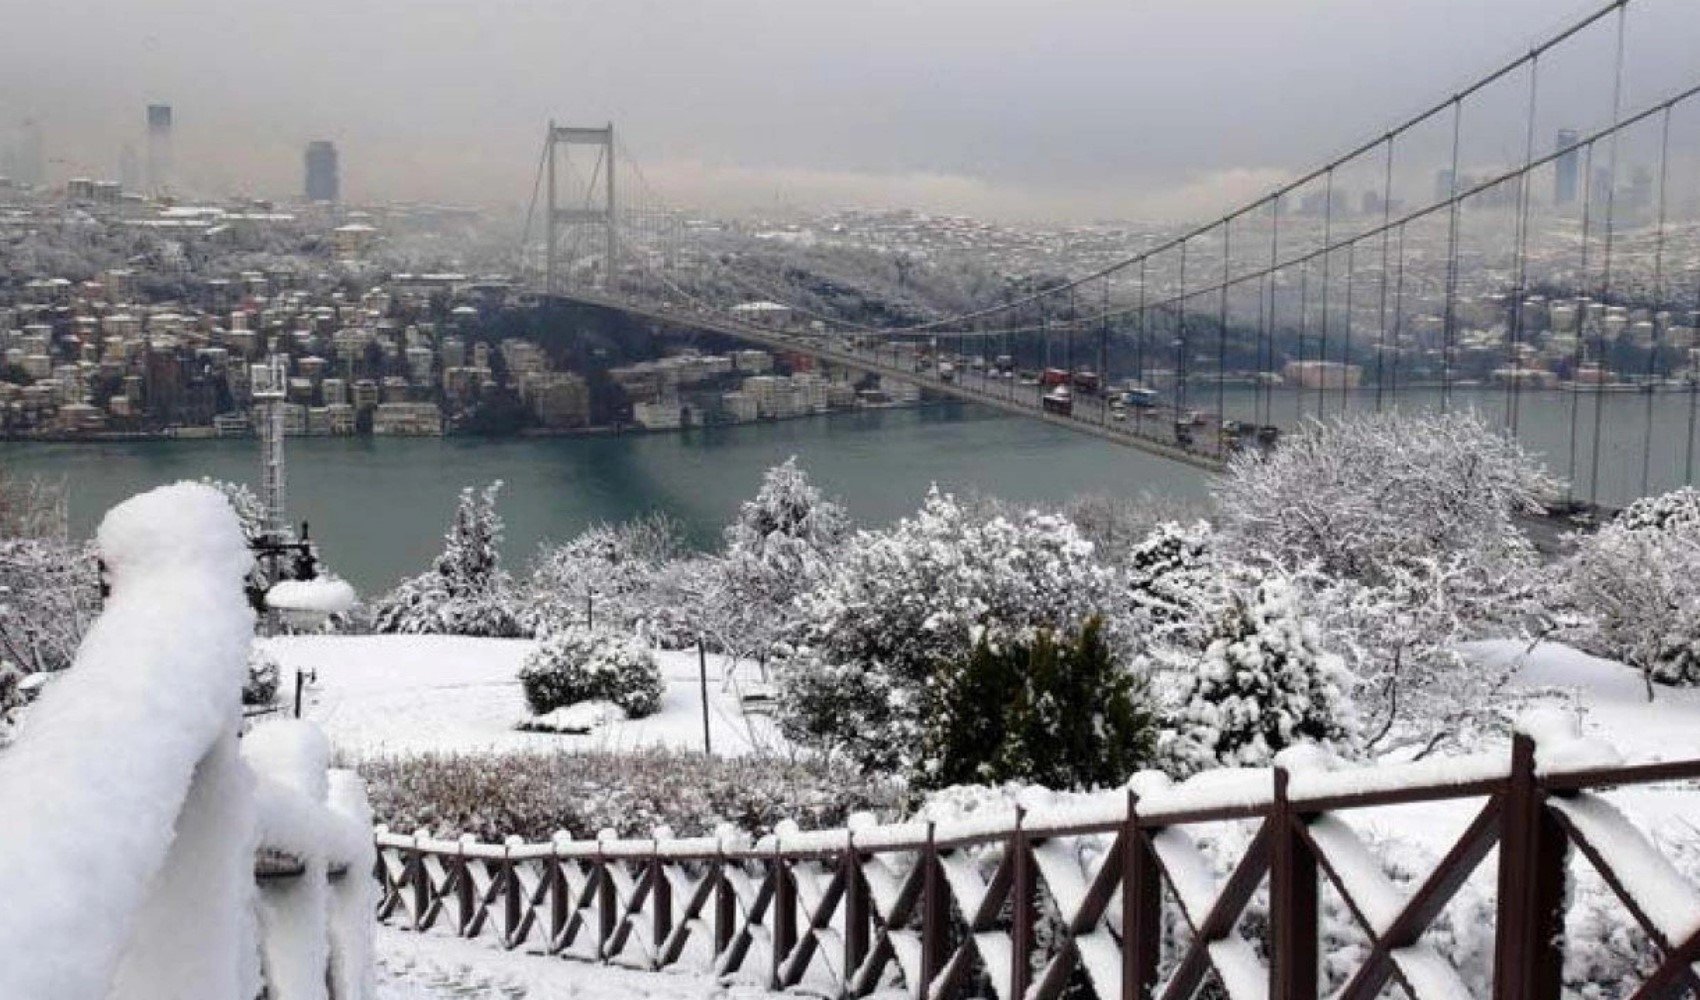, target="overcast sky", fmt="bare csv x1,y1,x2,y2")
3,0,1697,220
